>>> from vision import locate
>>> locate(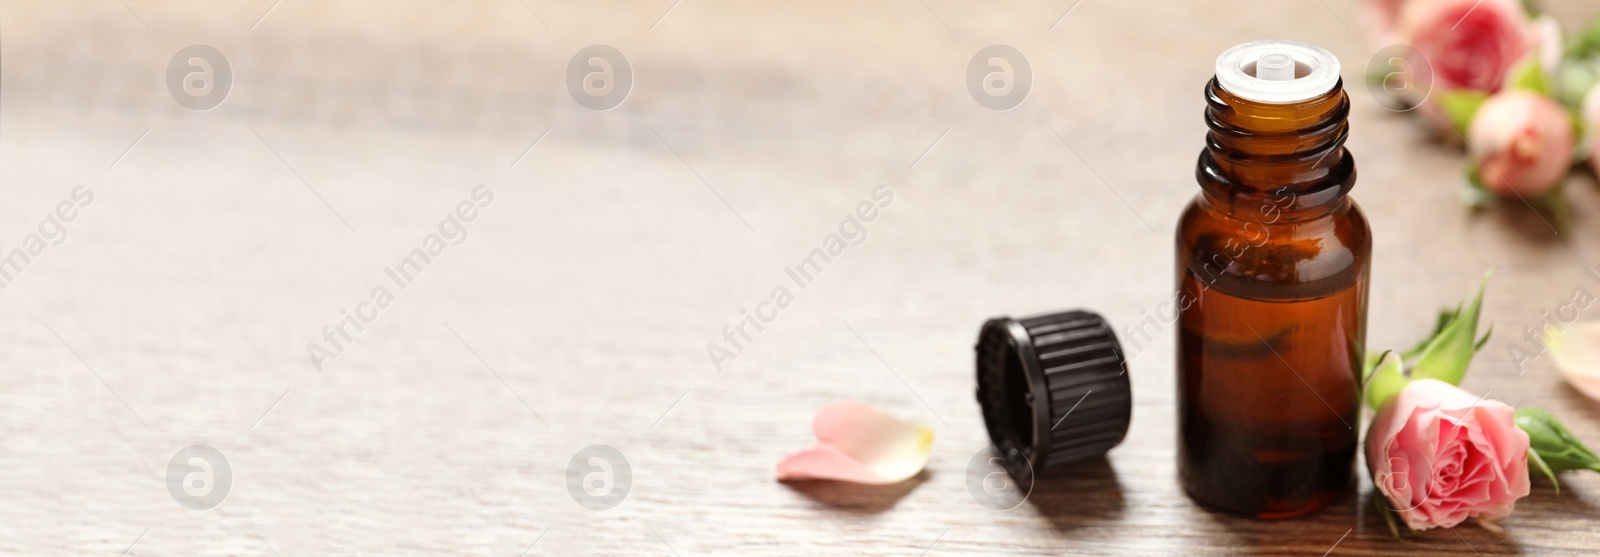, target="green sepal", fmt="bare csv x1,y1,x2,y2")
1461,165,1498,209
1438,90,1489,136
1505,58,1553,96
1535,184,1573,235
1362,350,1383,383
1409,271,1492,386
1365,350,1408,411
1374,490,1413,539
1516,407,1600,477
1528,445,1560,493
